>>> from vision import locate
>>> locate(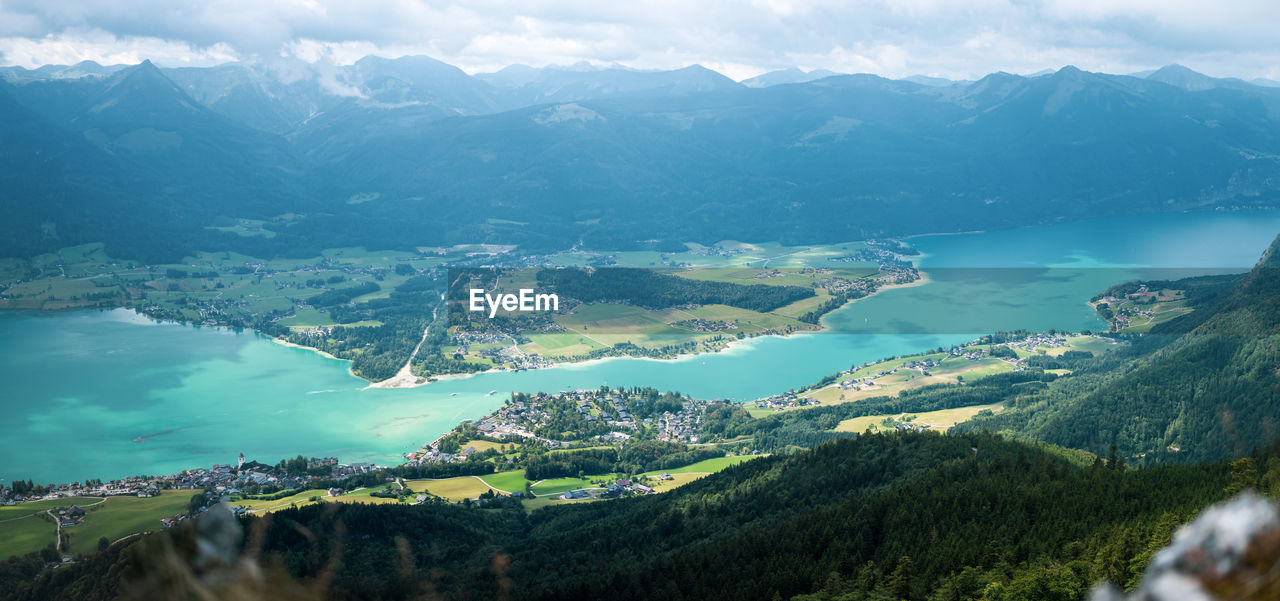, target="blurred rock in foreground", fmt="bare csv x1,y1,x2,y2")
1091,491,1280,601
